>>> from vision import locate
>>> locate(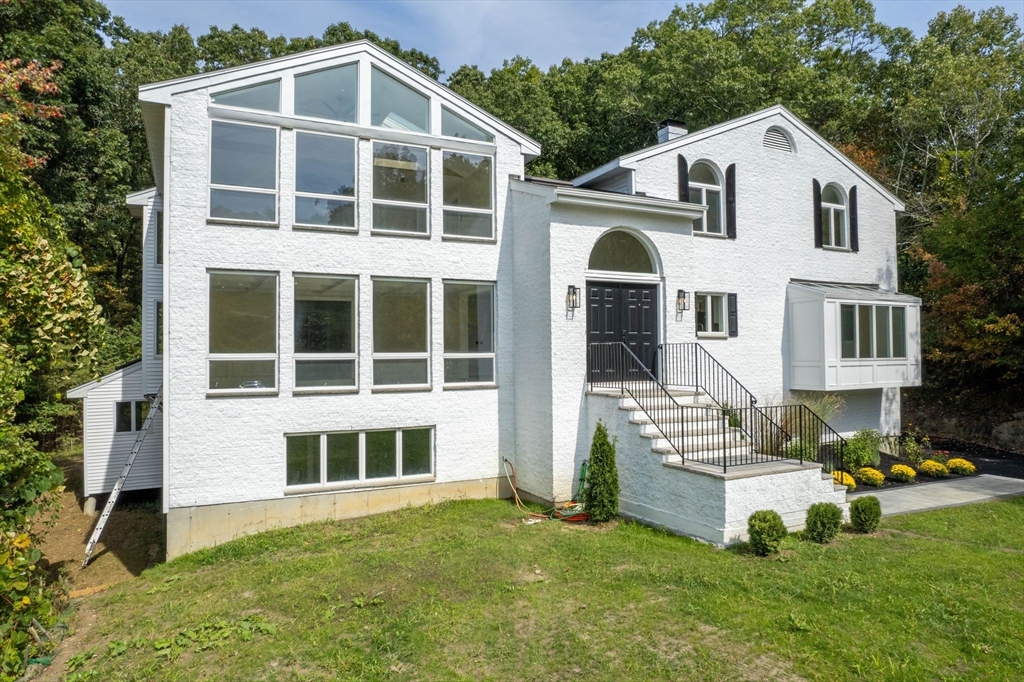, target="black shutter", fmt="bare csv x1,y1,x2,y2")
725,163,736,239
727,294,738,337
849,185,859,252
677,155,689,202
813,179,823,248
